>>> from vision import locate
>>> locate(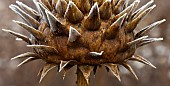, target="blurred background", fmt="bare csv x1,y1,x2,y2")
0,0,170,86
